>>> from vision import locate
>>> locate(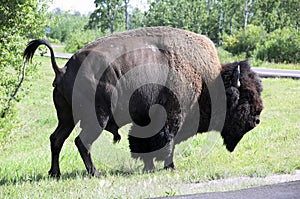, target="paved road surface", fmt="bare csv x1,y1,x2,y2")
45,52,72,59
253,67,300,79
154,180,300,199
